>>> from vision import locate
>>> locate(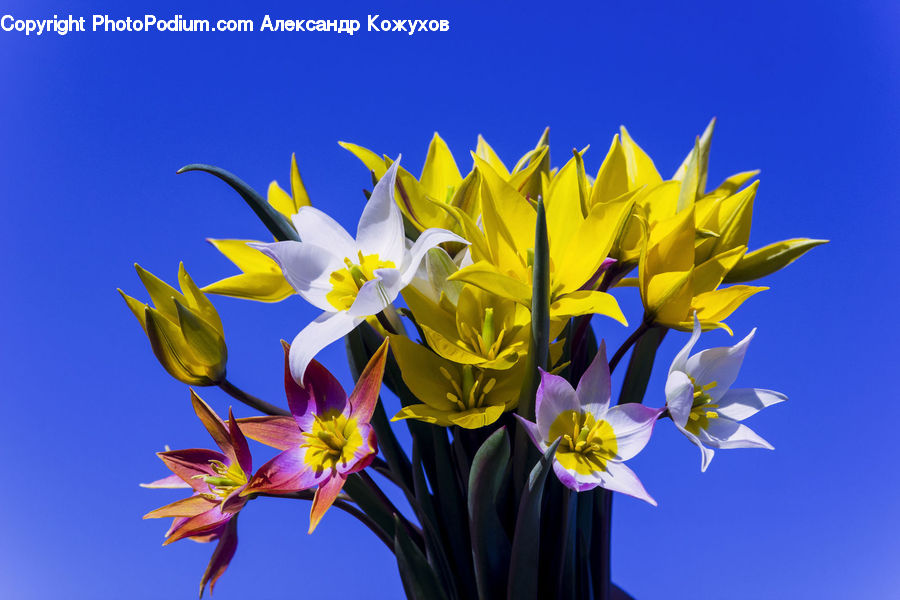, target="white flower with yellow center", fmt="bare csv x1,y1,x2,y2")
251,160,467,382
666,314,787,472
